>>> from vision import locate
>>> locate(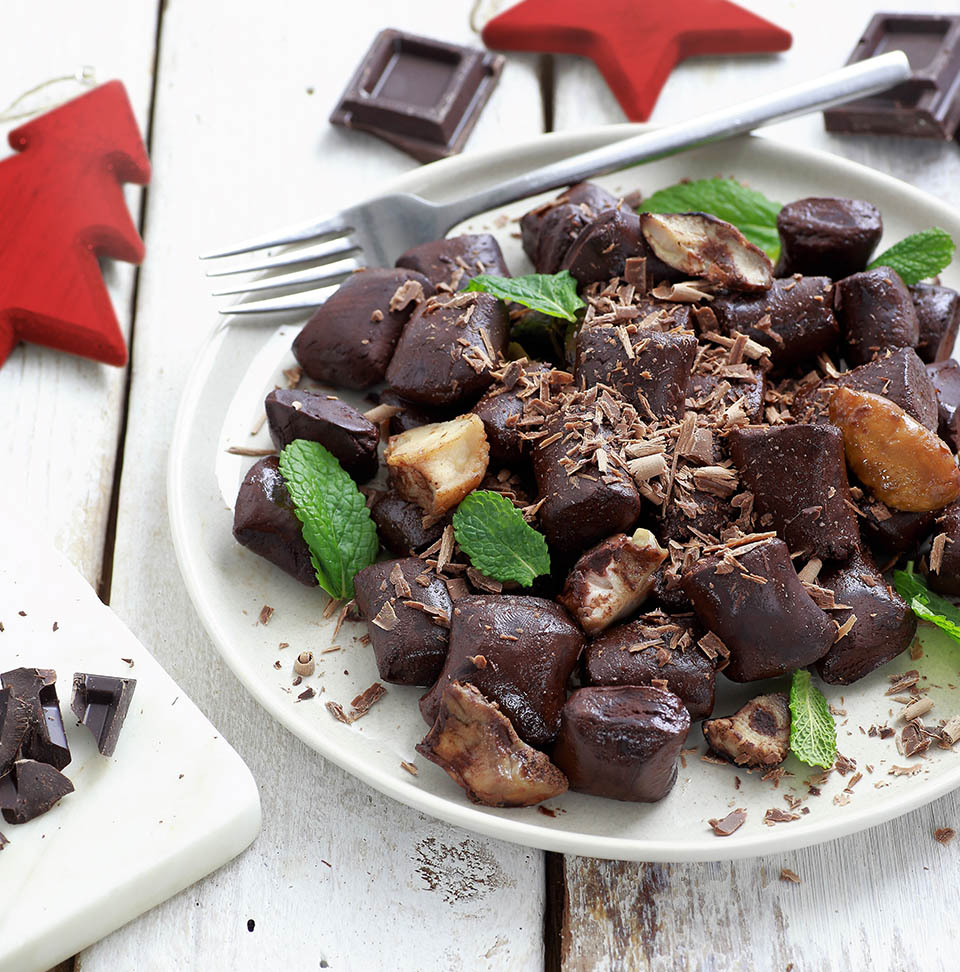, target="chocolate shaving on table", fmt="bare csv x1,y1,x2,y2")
708,808,746,836
779,868,802,883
